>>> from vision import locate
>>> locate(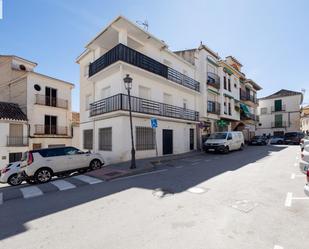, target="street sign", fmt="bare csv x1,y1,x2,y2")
151,118,158,128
